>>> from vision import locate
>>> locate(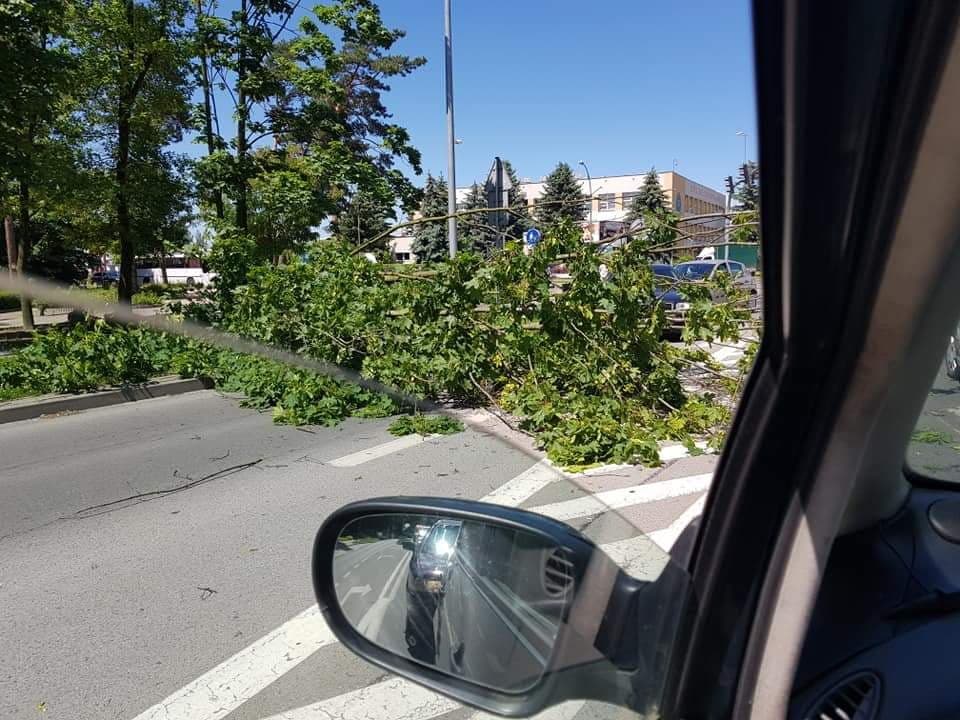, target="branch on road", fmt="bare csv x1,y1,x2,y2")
63,459,264,519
